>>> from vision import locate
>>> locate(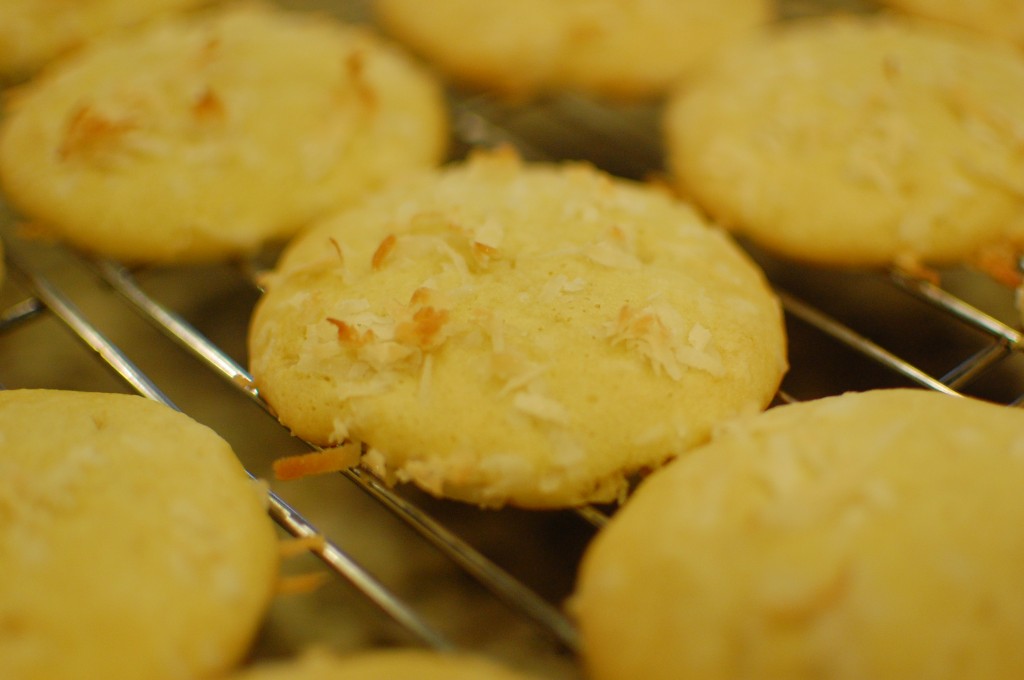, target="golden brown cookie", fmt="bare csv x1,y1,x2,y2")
227,648,542,680
665,15,1024,267
573,388,1024,680
374,0,772,99
0,3,447,263
0,389,279,680
0,0,210,79
881,0,1024,47
248,149,786,509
